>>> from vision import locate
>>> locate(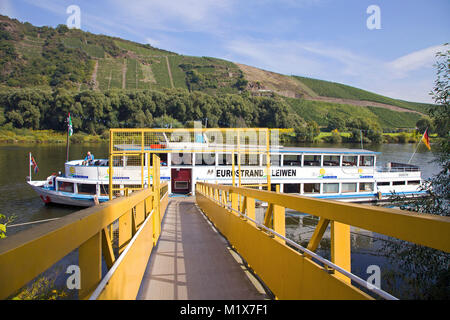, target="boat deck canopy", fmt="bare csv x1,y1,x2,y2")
278,147,380,155
113,144,380,155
